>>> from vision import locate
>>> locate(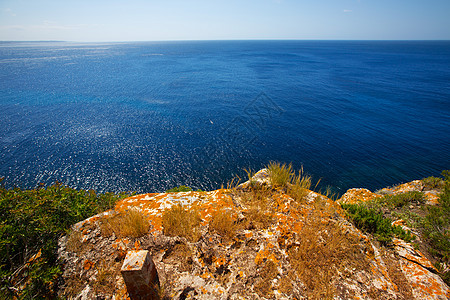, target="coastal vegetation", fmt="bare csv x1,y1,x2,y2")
1,166,449,298
380,191,425,208
0,179,131,298
267,161,294,188
423,171,450,284
235,171,275,230
166,185,203,193
422,176,445,190
166,185,194,193
341,203,414,244
341,170,450,284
